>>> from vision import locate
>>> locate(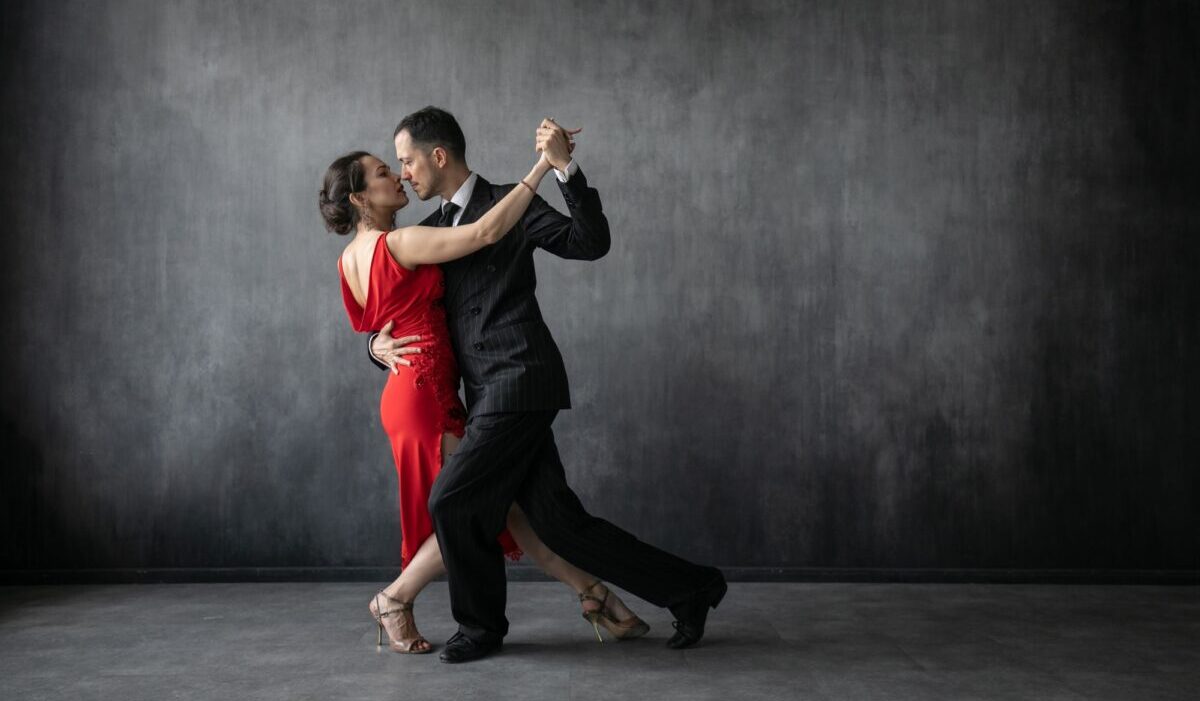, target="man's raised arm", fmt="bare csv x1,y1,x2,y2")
523,119,610,261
